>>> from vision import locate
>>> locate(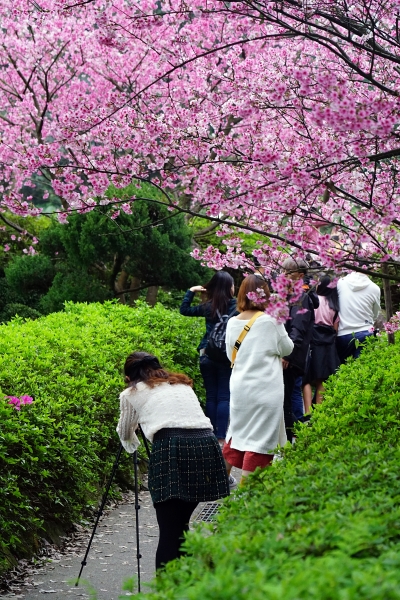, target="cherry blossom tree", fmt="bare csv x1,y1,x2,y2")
1,0,400,319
